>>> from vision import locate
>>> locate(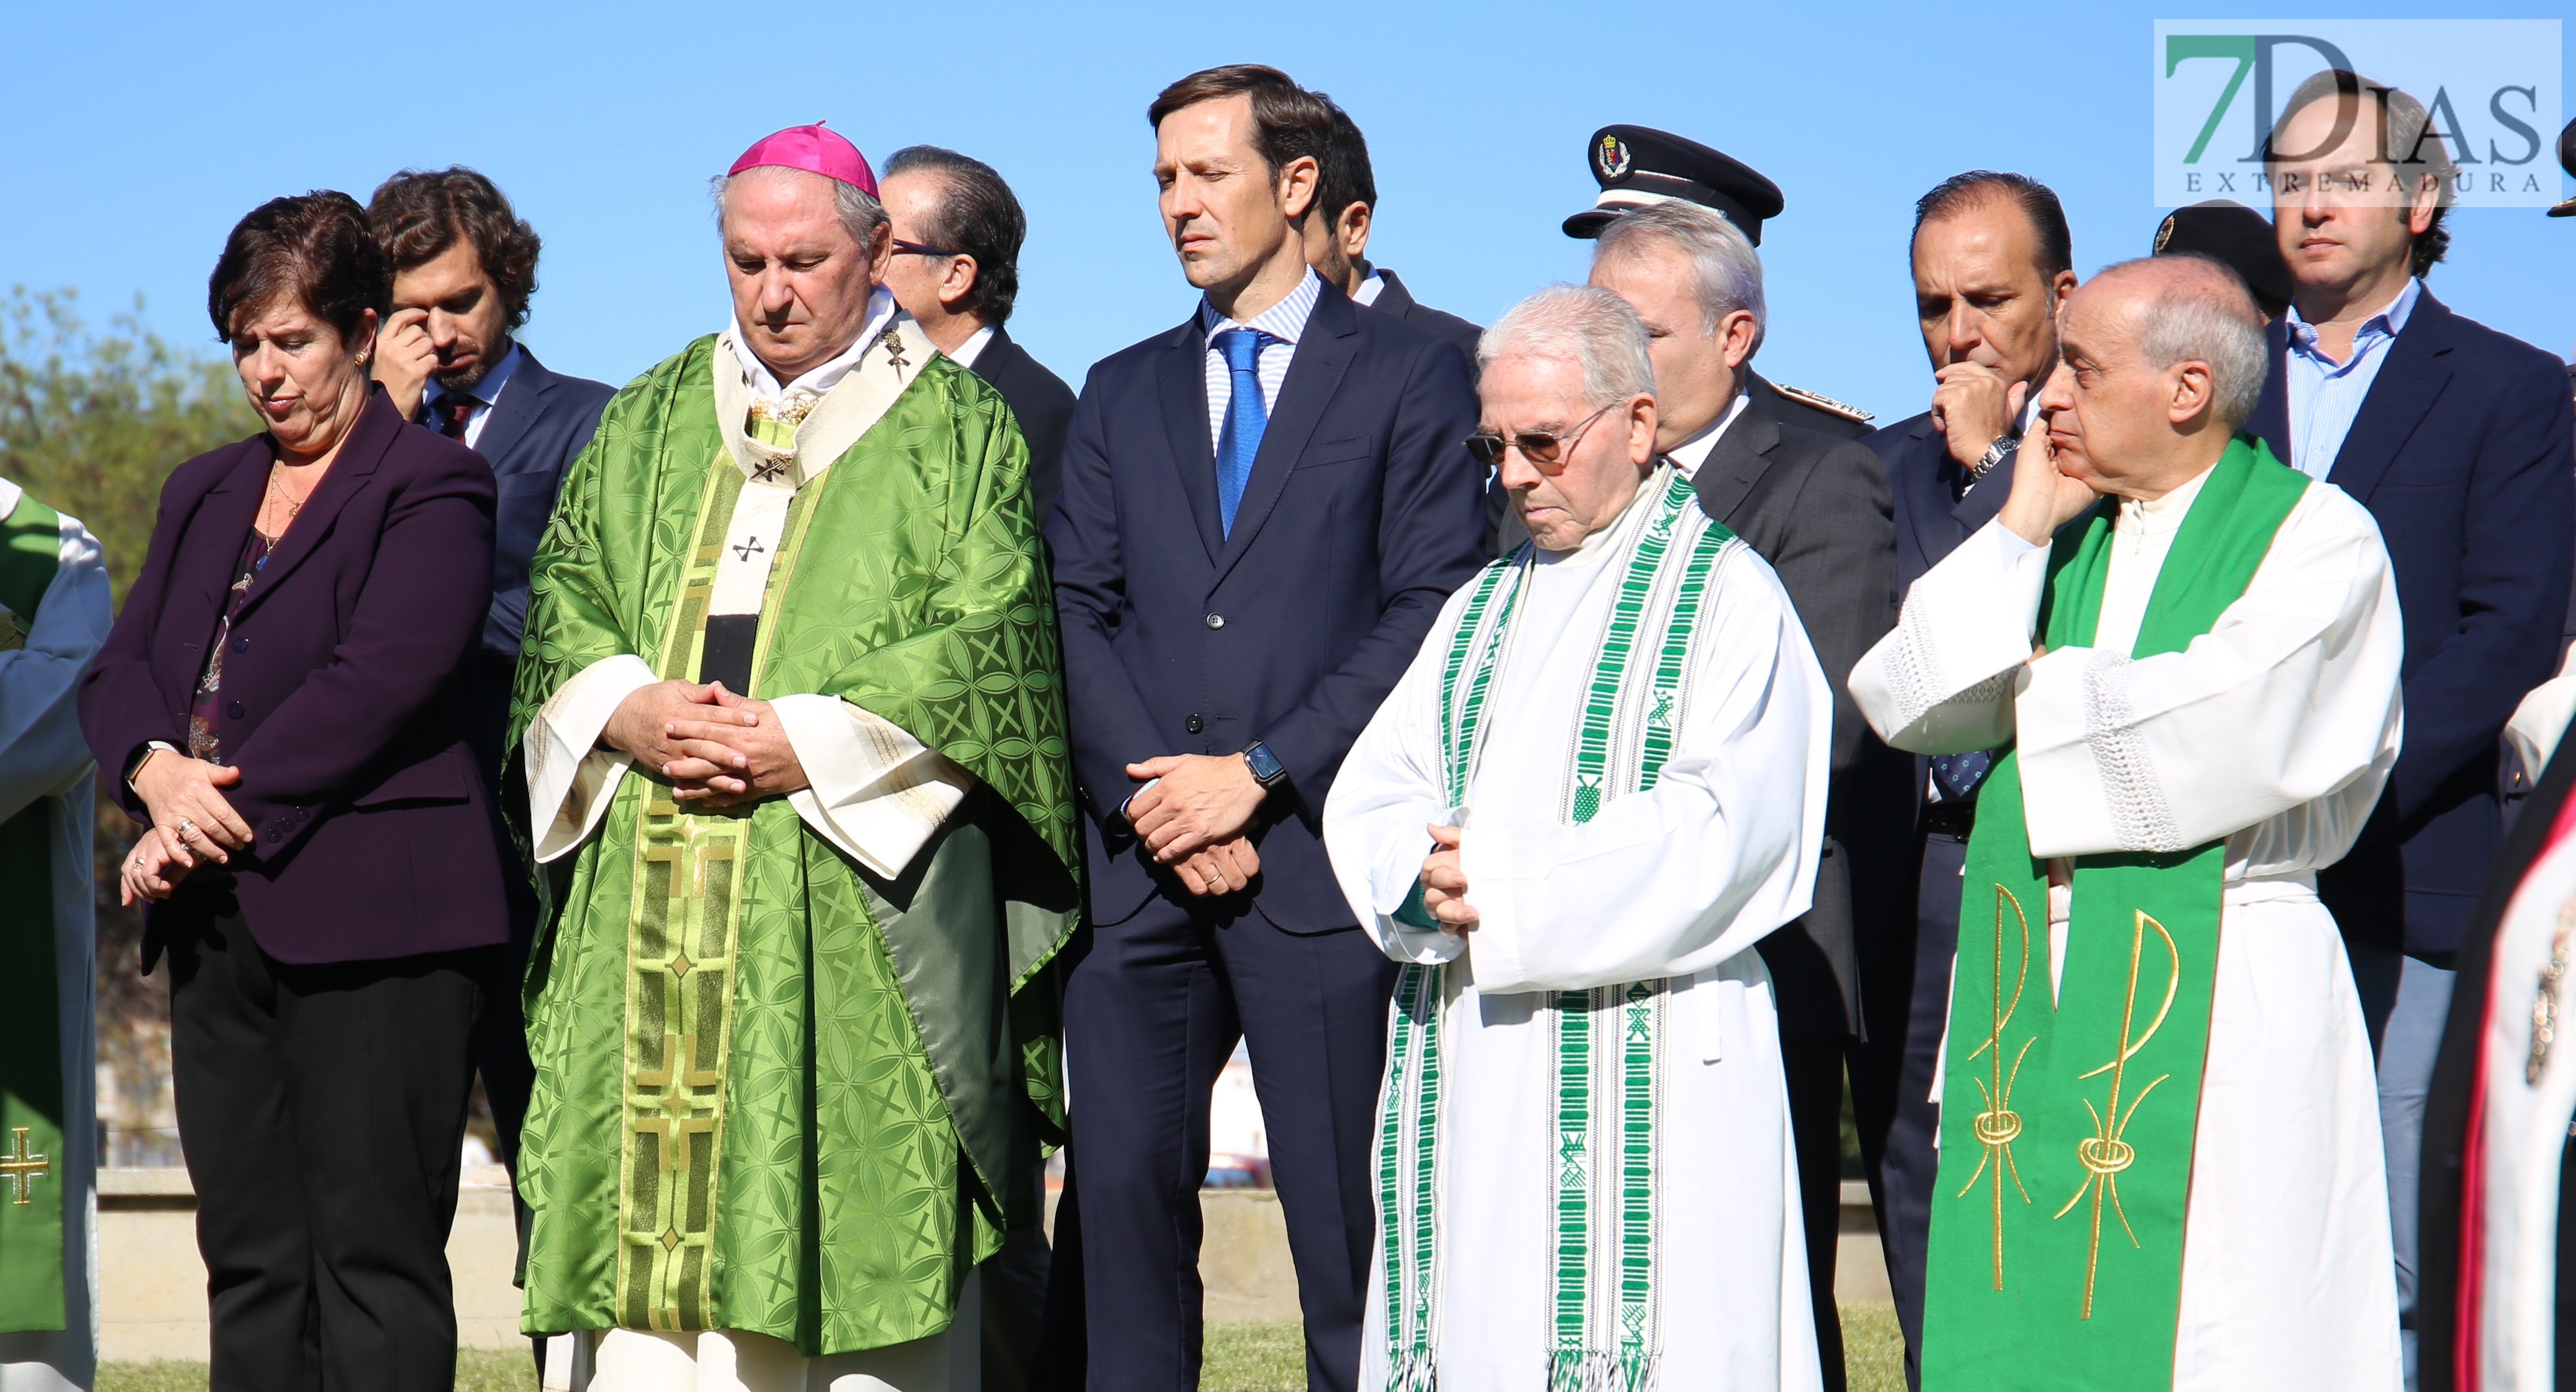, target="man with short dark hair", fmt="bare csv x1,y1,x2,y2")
880,146,1077,521
1048,63,1485,1391
1300,100,1481,367
2246,69,2575,1390
1853,168,2079,1384
364,167,613,1220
